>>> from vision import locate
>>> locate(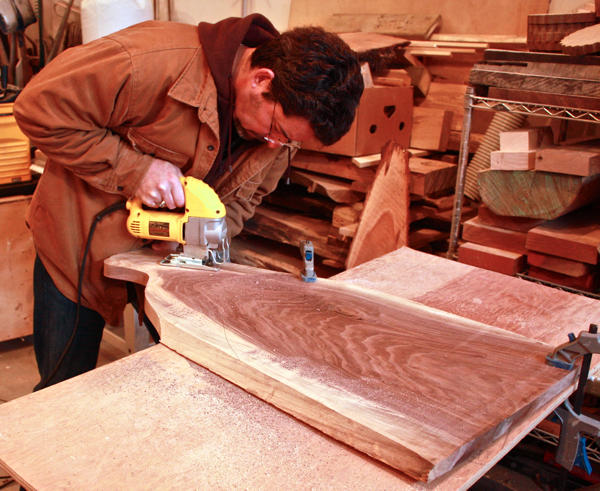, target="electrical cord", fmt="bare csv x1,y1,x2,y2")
37,201,127,390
